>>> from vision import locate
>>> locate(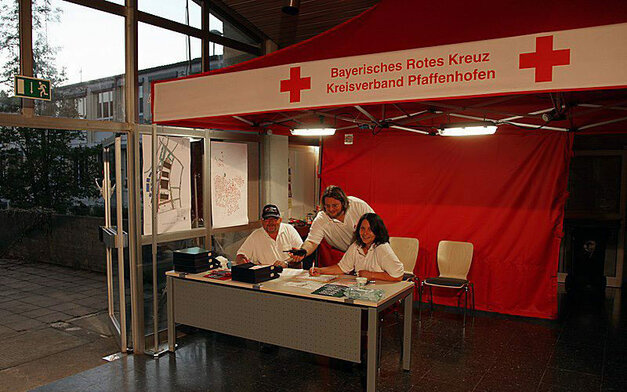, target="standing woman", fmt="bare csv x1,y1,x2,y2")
309,213,404,282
